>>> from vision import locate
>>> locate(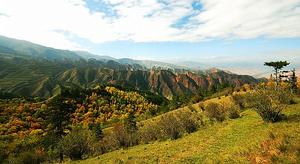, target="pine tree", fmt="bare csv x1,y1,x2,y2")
44,88,76,162
290,69,297,93
125,112,138,133
94,124,104,140
264,61,290,87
